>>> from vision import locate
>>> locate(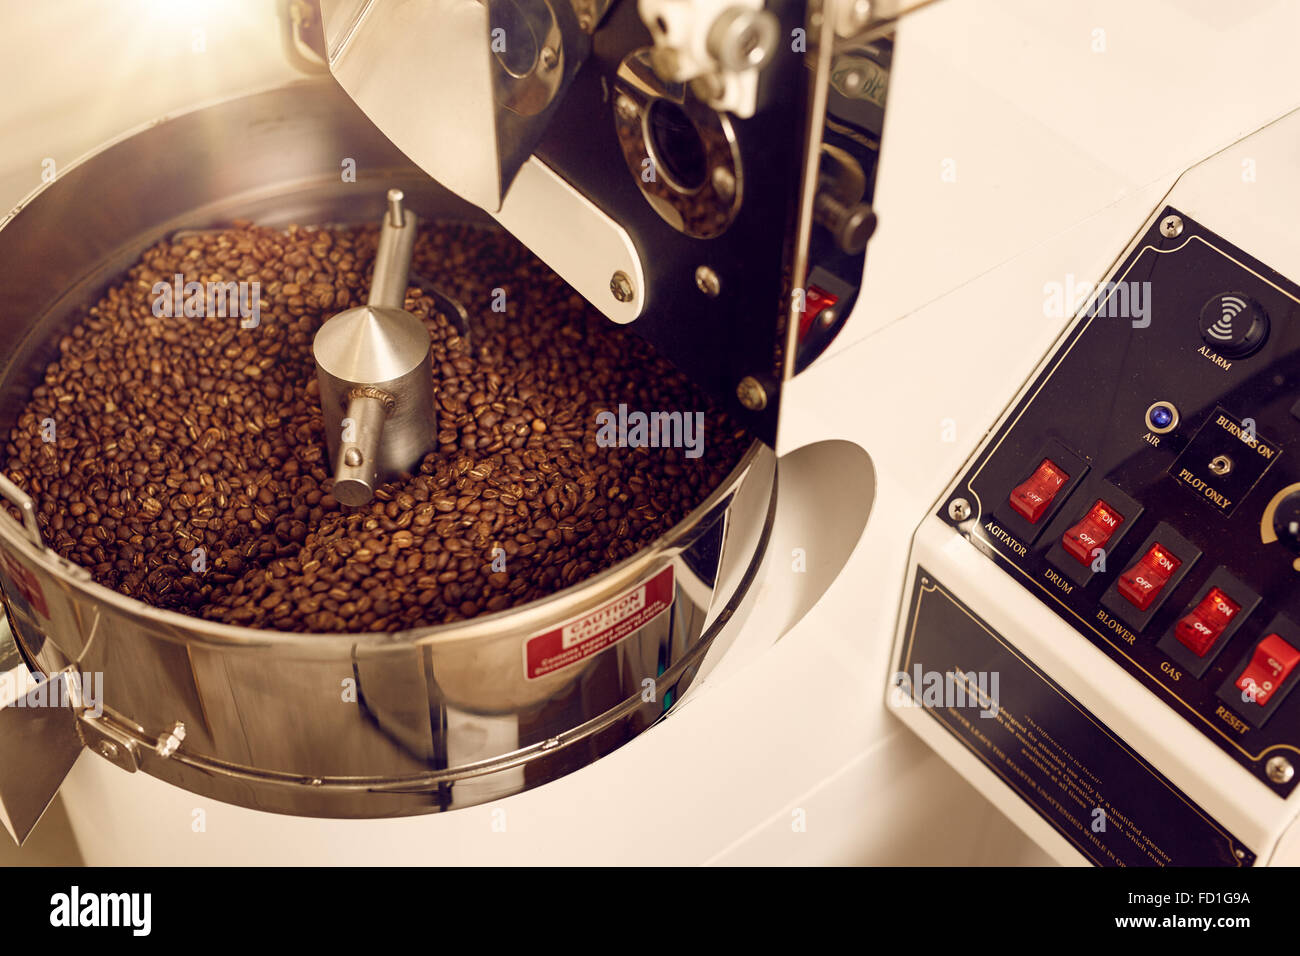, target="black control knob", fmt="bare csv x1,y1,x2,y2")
1198,292,1269,358
1273,491,1300,554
